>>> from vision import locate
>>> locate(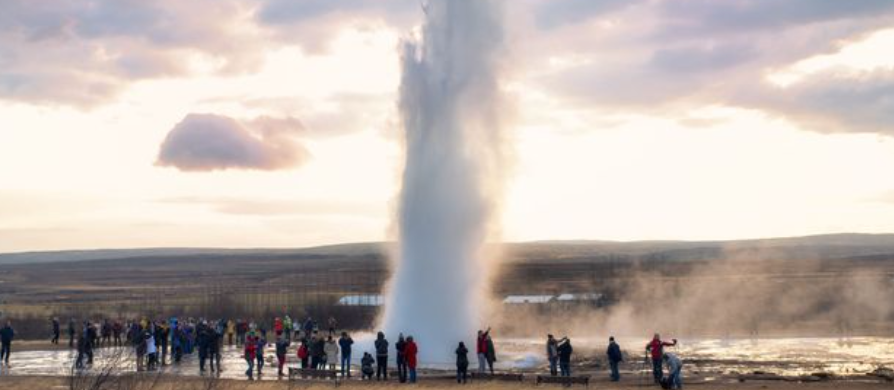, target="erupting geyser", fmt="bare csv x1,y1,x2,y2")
381,0,509,362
